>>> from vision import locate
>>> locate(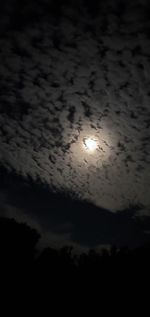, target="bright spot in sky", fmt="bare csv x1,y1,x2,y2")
83,137,98,153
